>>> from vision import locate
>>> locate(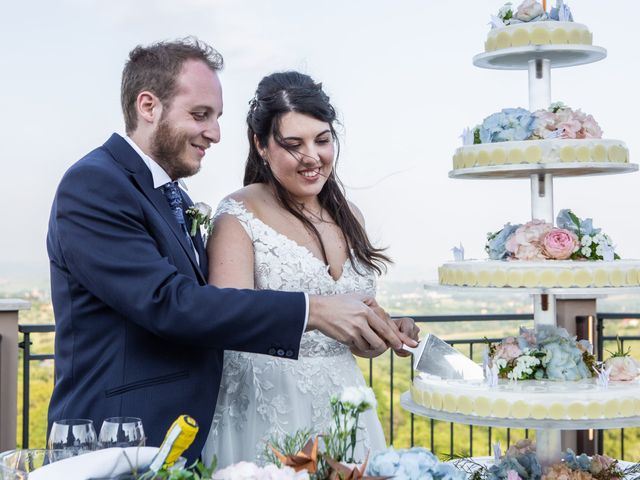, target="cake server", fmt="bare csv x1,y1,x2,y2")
402,333,484,380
